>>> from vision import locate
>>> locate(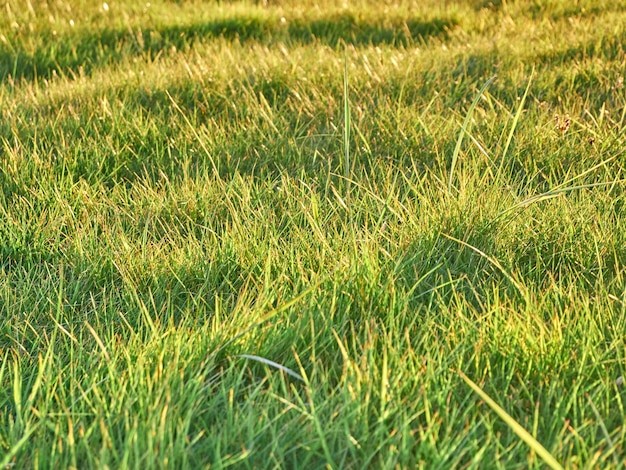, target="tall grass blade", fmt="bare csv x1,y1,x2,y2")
448,76,496,194
496,69,534,179
343,48,352,202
